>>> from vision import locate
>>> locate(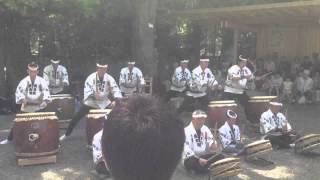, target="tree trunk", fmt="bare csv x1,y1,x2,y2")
0,26,5,97
132,0,158,76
